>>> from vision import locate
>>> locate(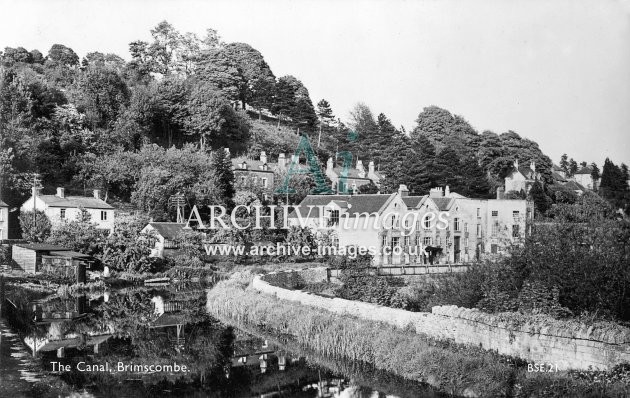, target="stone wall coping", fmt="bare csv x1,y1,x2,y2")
256,270,630,345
